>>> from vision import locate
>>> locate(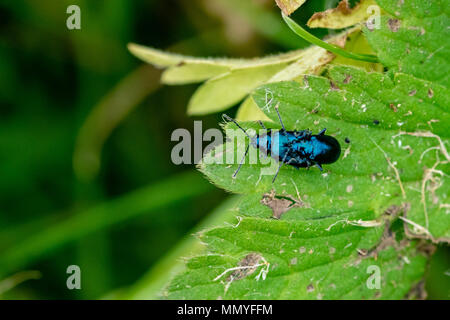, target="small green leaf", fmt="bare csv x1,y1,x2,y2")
187,63,289,115
236,97,270,121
